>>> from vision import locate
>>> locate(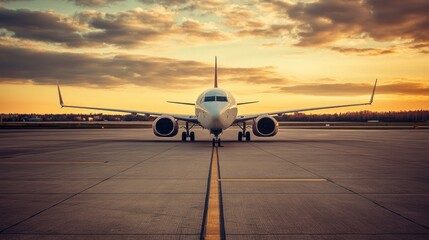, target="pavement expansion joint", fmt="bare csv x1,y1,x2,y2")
218,178,327,182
